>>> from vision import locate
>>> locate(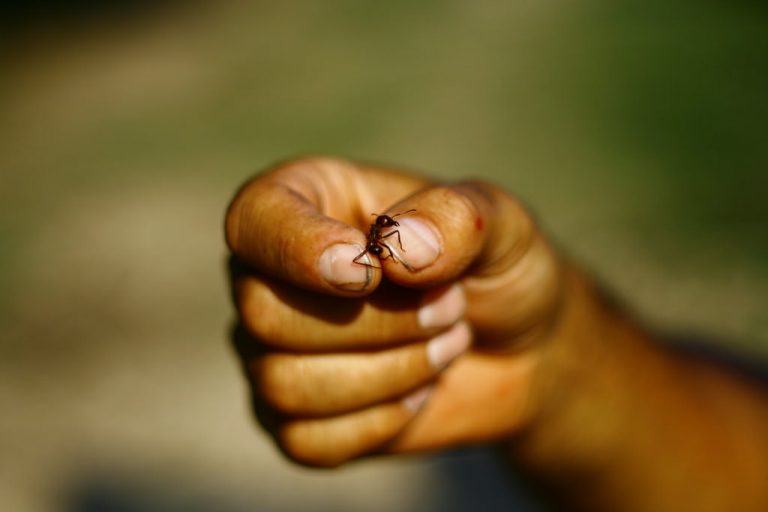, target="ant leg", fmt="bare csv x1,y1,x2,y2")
380,241,417,272
353,248,381,269
379,243,399,263
380,229,404,251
